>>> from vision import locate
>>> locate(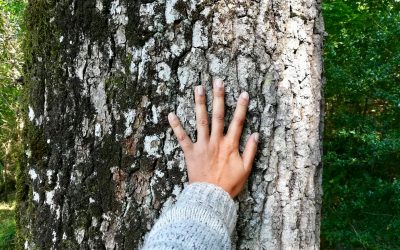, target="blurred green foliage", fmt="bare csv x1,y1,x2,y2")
0,0,25,202
322,0,400,248
0,2,25,248
0,199,16,249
